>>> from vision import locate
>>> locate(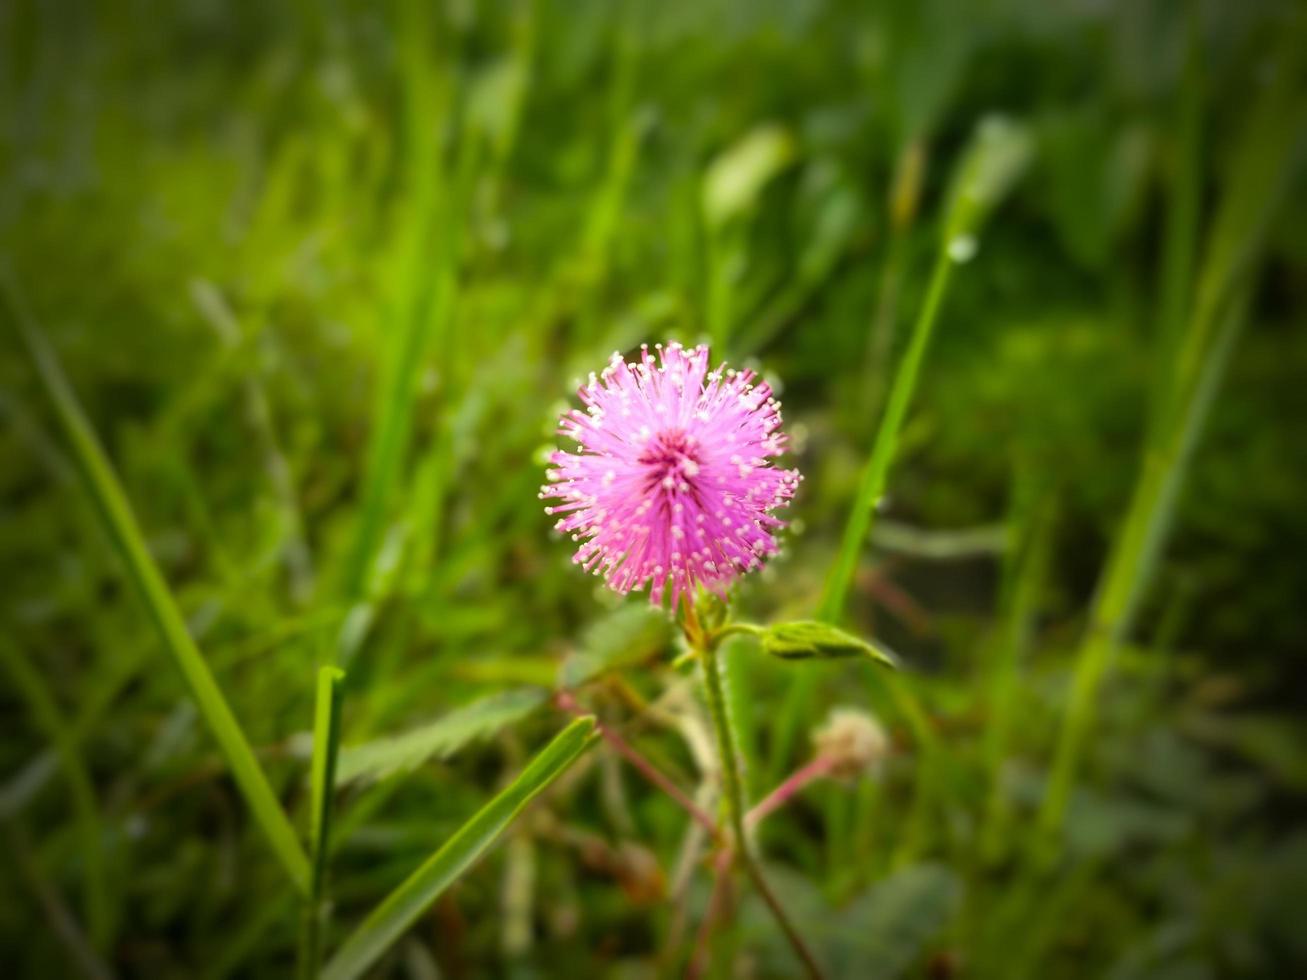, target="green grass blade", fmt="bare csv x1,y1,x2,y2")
1148,2,1204,447
2,272,312,896
1037,33,1306,852
817,248,953,623
980,482,1055,863
301,666,346,979
321,717,598,980
775,115,1033,814
340,1,450,602
819,115,1031,624
308,666,346,889
1036,288,1248,857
